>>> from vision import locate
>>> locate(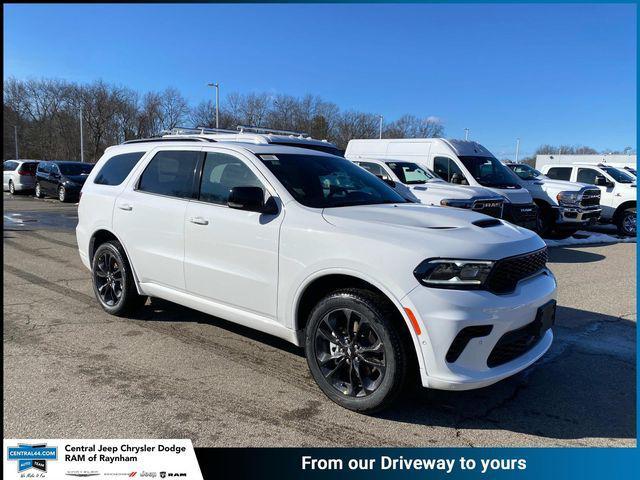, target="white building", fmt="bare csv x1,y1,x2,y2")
535,154,637,170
